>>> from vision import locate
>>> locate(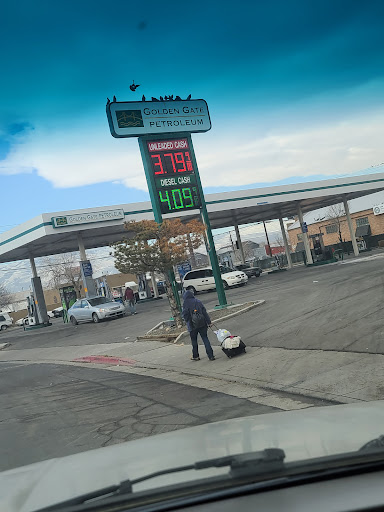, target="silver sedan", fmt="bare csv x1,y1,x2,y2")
68,297,126,325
